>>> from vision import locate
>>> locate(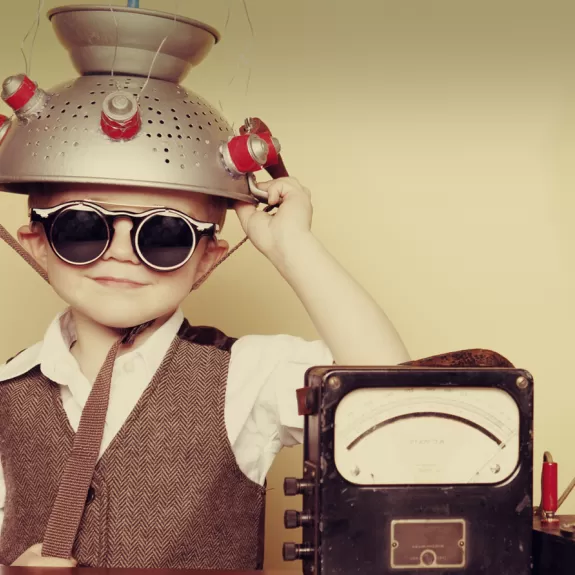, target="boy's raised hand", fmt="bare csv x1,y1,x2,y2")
234,177,313,263
235,175,409,367
11,543,77,567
